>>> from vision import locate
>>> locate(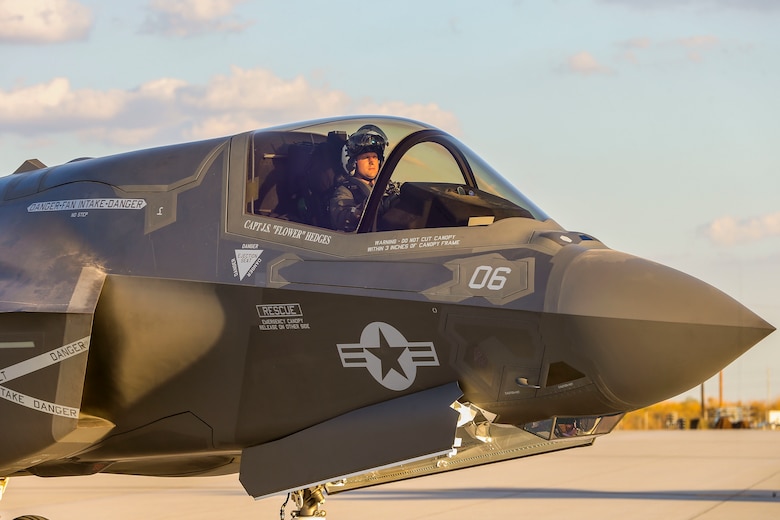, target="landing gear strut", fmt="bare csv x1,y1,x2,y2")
280,485,327,519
